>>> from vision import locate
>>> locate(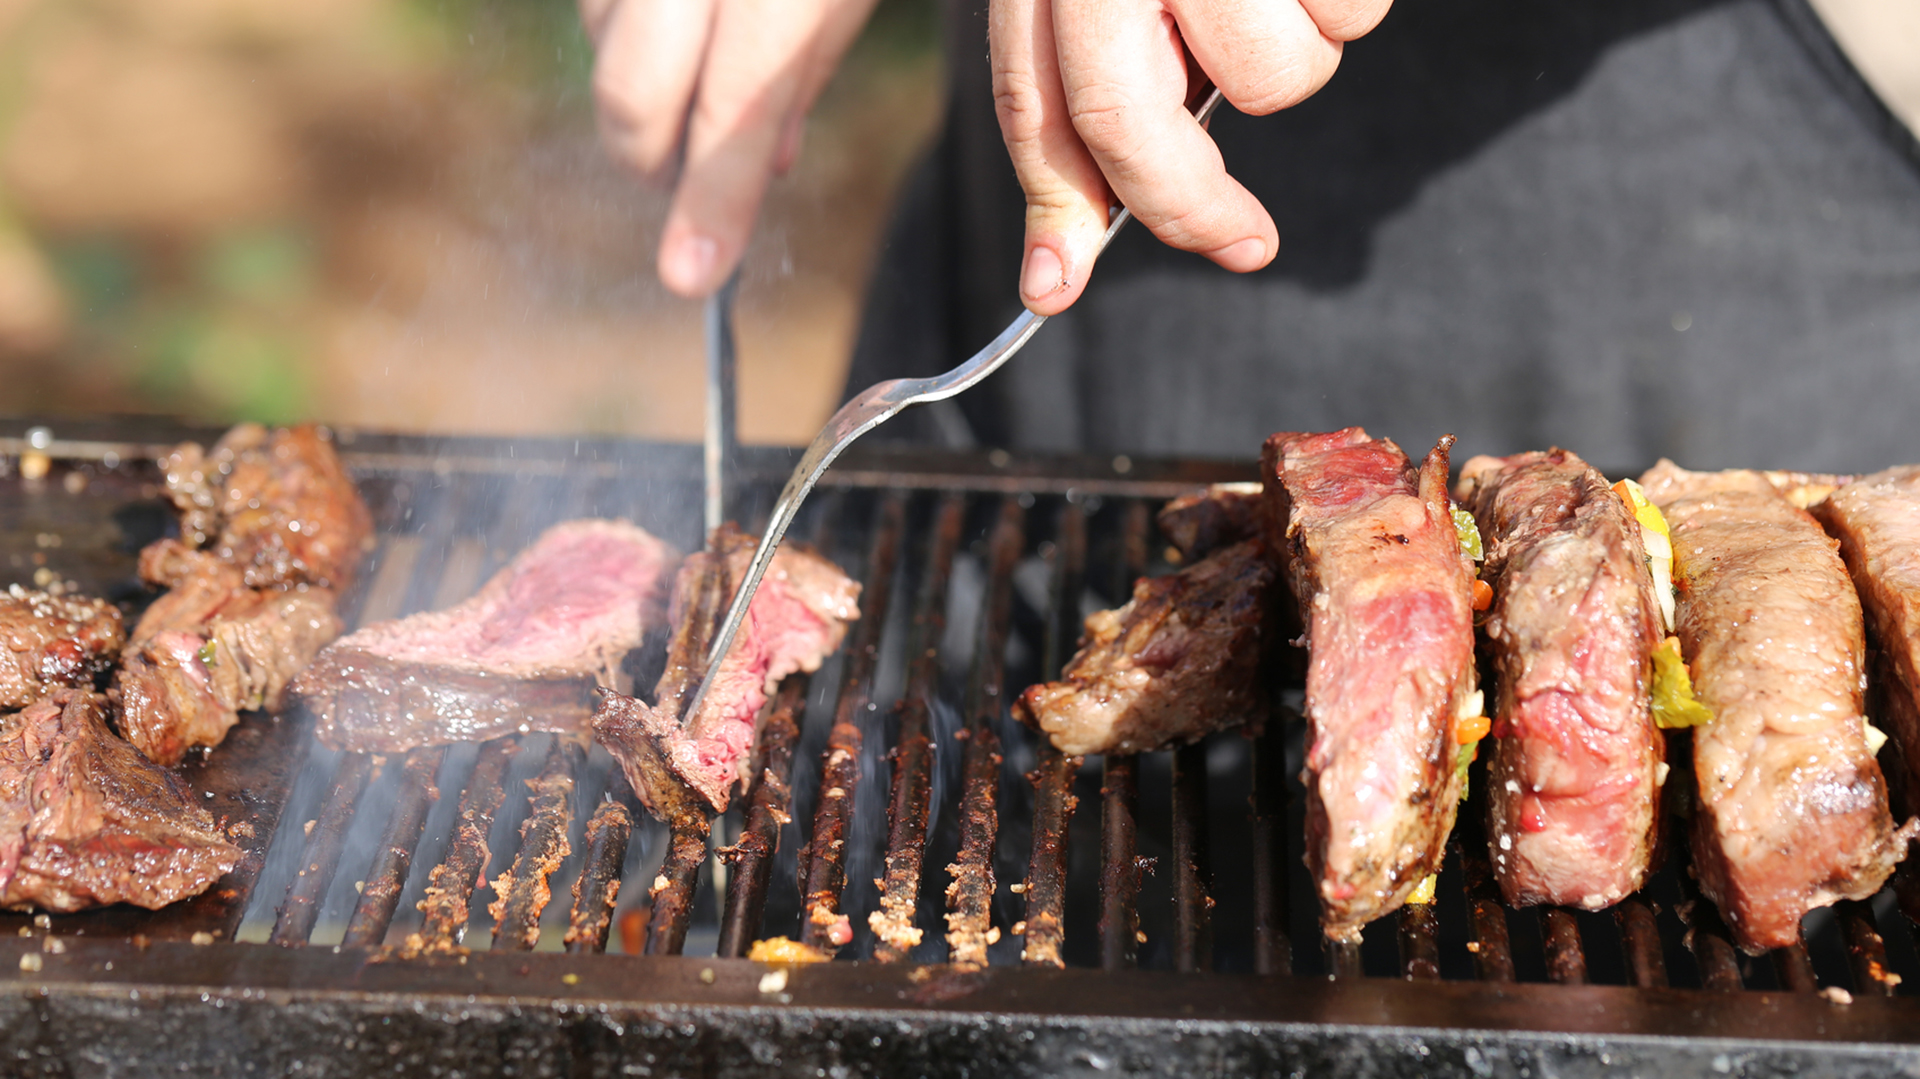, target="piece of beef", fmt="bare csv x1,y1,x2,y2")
1456,450,1664,910
1640,461,1910,953
1014,540,1275,756
1157,483,1264,562
1812,465,1920,848
116,540,342,765
294,519,678,754
162,423,372,592
0,690,239,911
595,524,860,815
1263,428,1477,942
0,585,124,710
